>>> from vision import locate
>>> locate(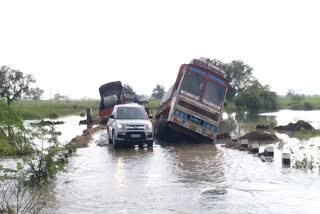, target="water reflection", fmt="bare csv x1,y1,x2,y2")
8,111,320,213
221,112,277,138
